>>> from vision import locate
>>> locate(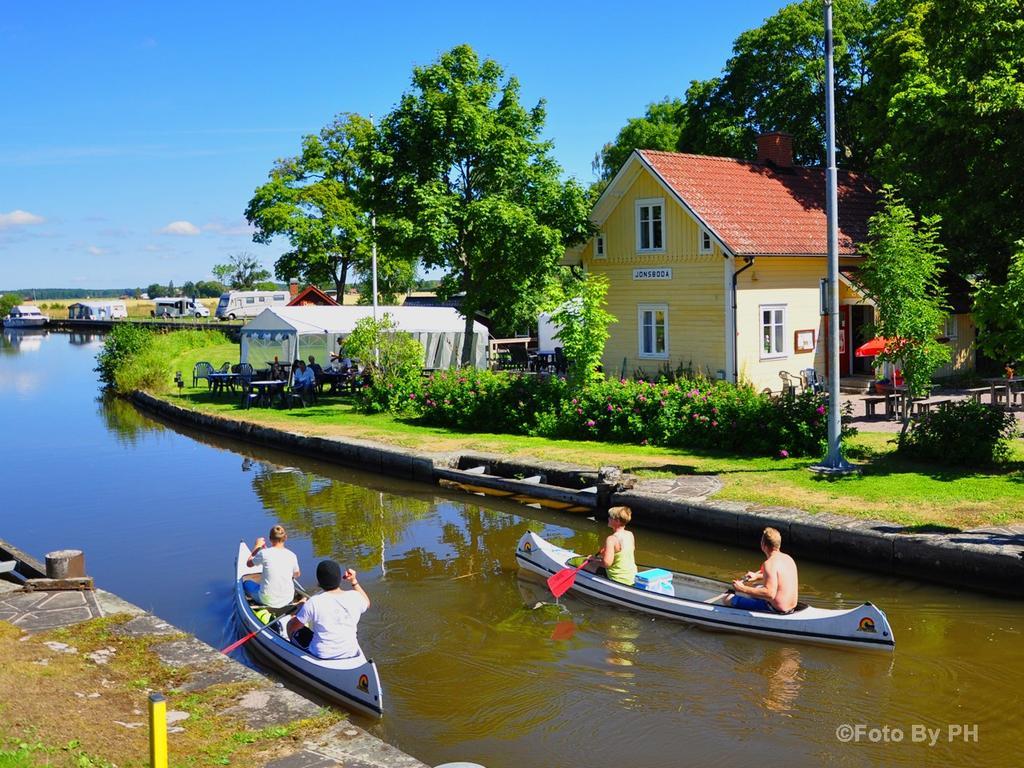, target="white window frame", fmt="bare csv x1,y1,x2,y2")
635,198,665,253
699,228,713,254
637,304,669,359
594,233,606,259
943,315,958,340
759,304,787,359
